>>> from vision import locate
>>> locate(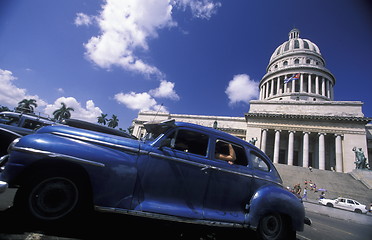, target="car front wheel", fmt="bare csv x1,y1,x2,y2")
257,213,295,240
15,170,90,222
326,203,334,208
